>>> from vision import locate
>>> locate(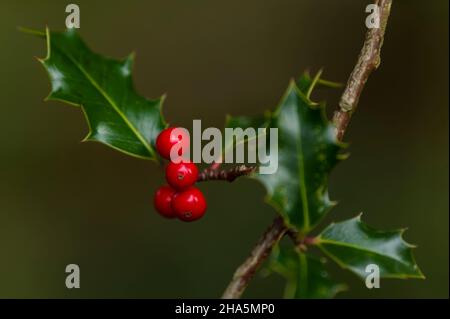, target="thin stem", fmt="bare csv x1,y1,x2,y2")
18,26,46,37
333,0,392,140
222,0,393,299
198,165,256,182
306,69,323,100
222,217,287,299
